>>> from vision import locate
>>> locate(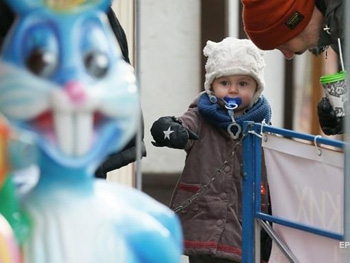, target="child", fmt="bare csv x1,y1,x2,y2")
151,37,271,263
